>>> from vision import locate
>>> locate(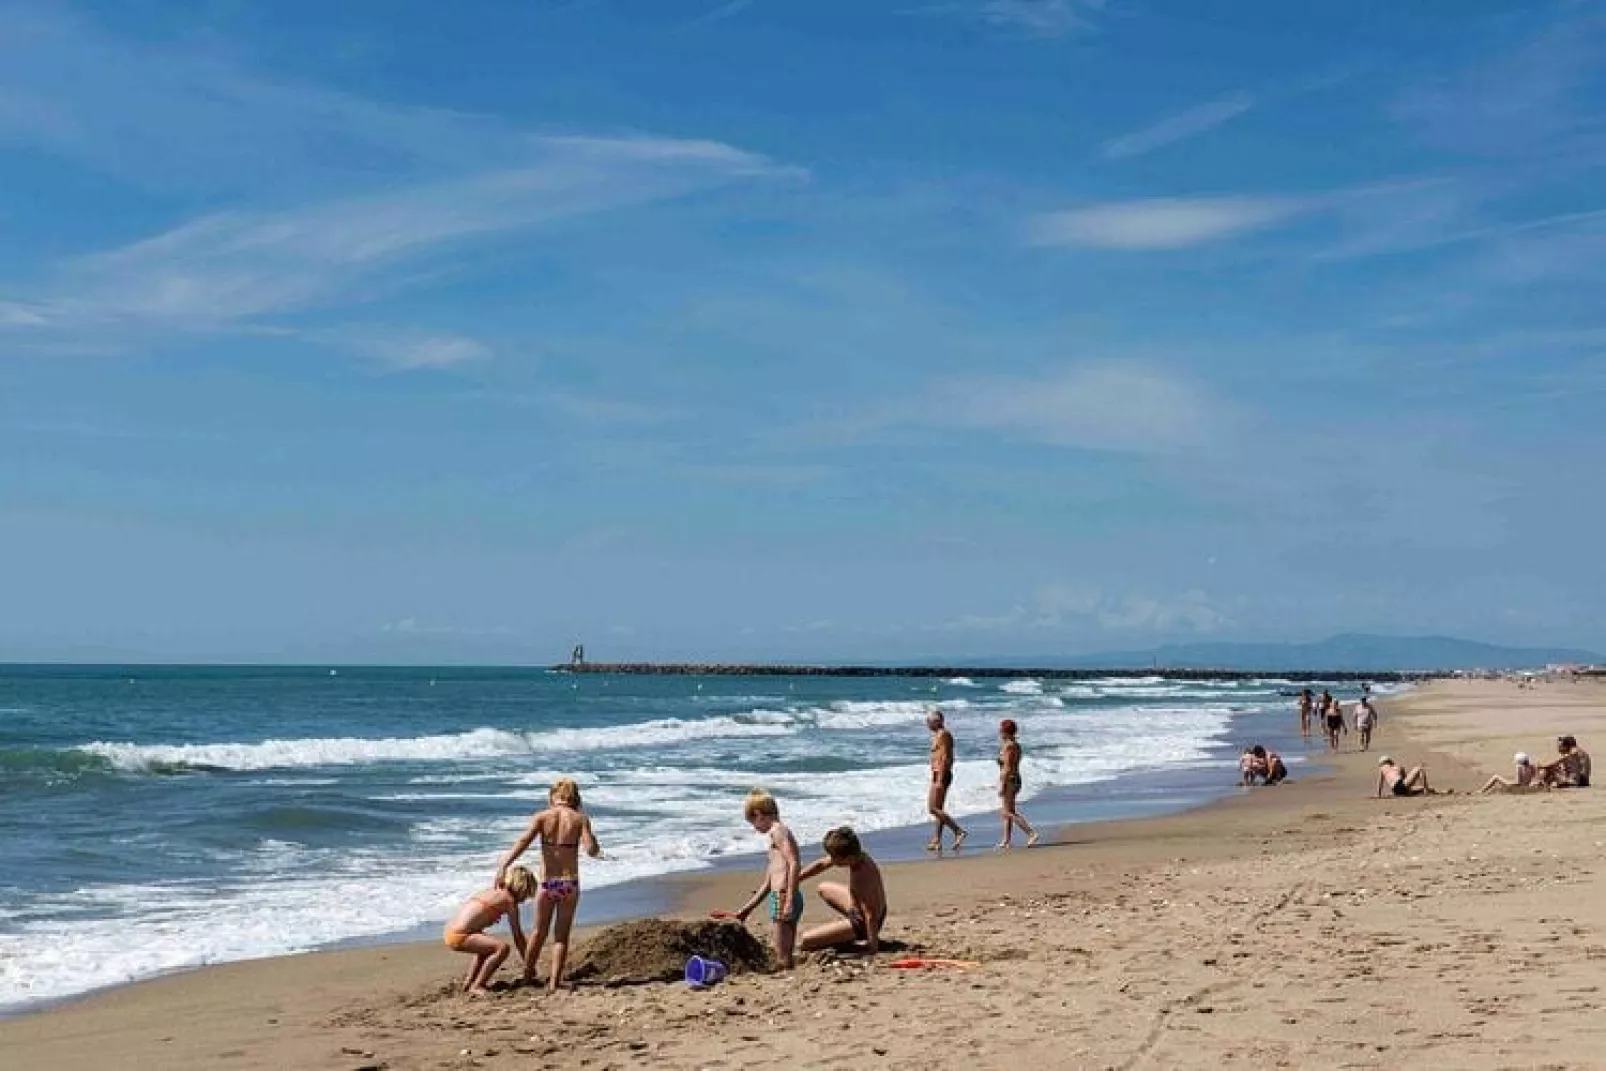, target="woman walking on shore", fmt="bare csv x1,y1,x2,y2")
996,719,1039,850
